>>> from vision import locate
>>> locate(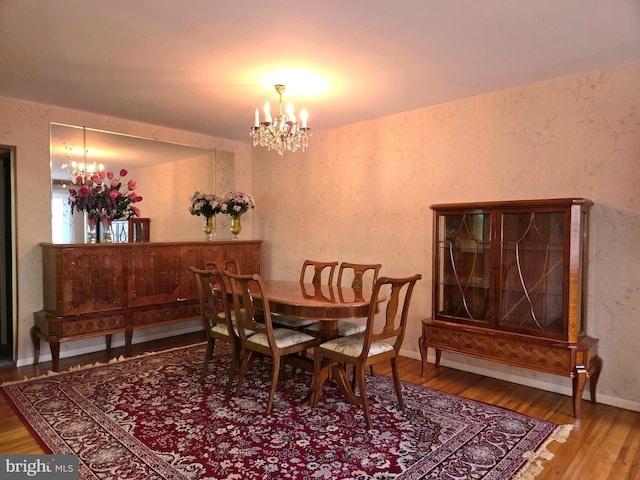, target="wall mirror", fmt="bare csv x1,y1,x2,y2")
50,123,235,243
